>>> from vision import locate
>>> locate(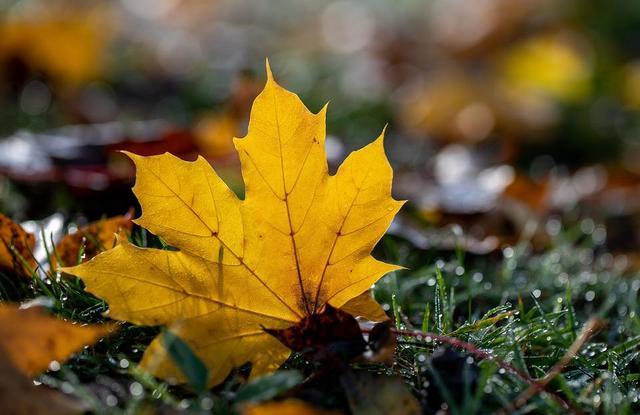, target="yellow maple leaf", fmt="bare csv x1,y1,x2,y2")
61,62,403,386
